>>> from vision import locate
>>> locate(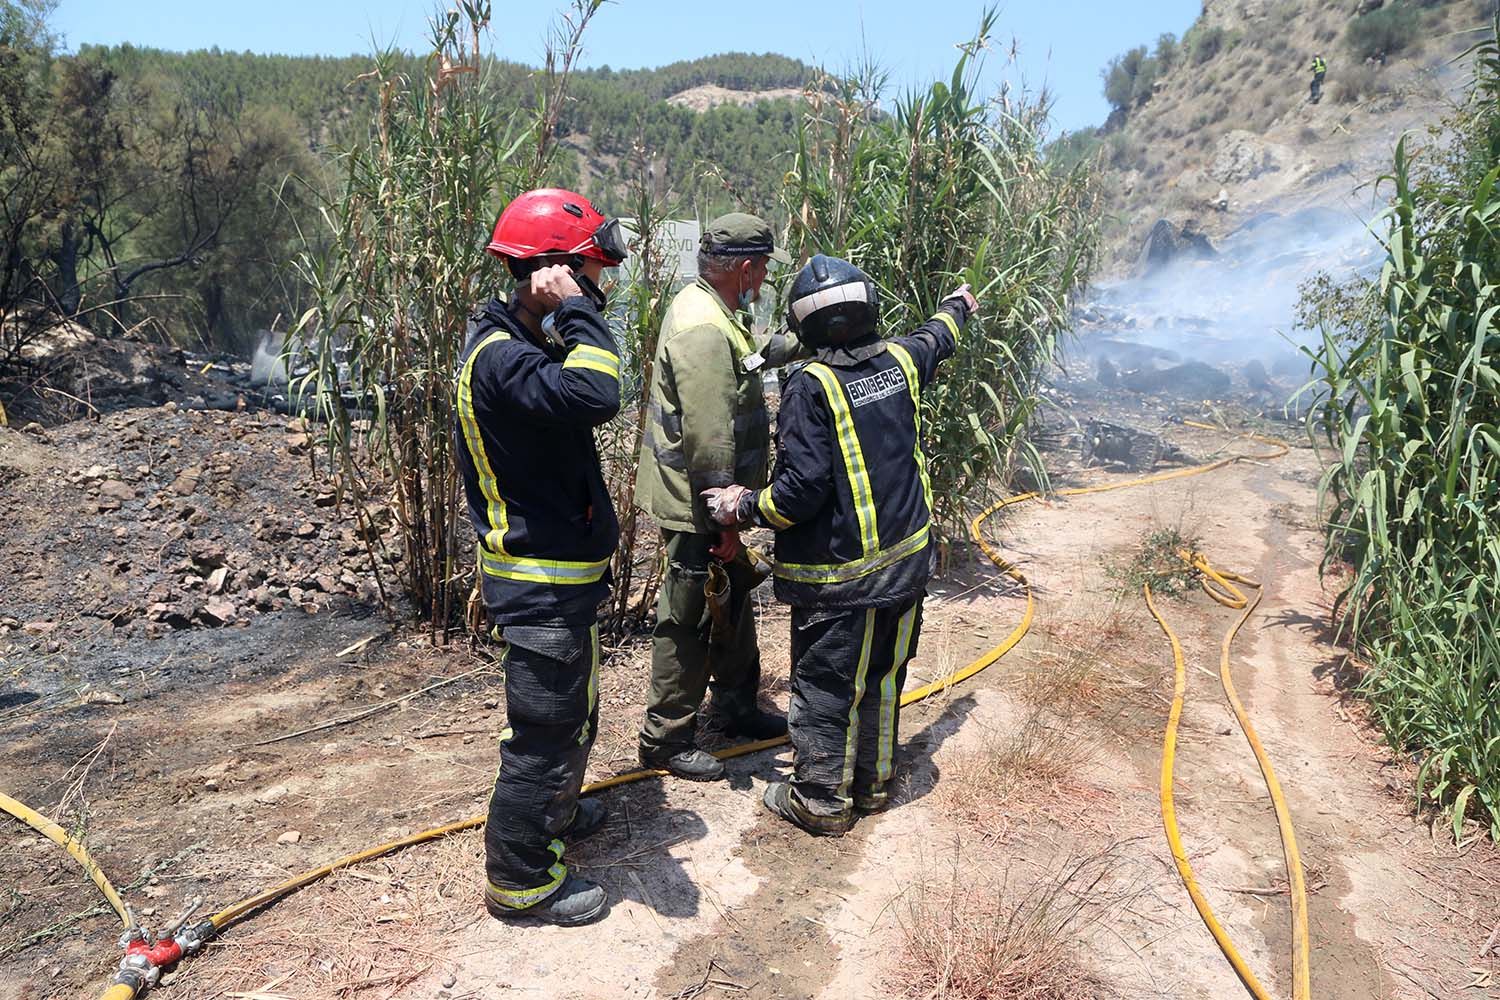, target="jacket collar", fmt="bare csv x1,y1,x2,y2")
815,335,887,367
694,277,749,333
476,295,557,357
